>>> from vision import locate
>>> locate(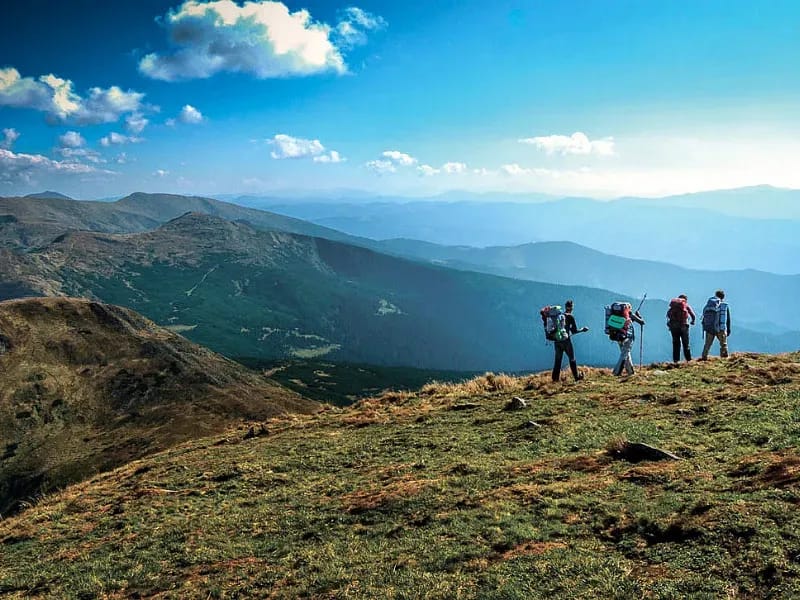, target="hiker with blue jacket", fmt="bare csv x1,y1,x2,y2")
701,289,731,359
